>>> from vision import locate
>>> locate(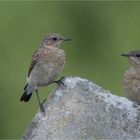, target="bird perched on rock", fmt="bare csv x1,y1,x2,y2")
20,33,70,113
122,50,140,105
